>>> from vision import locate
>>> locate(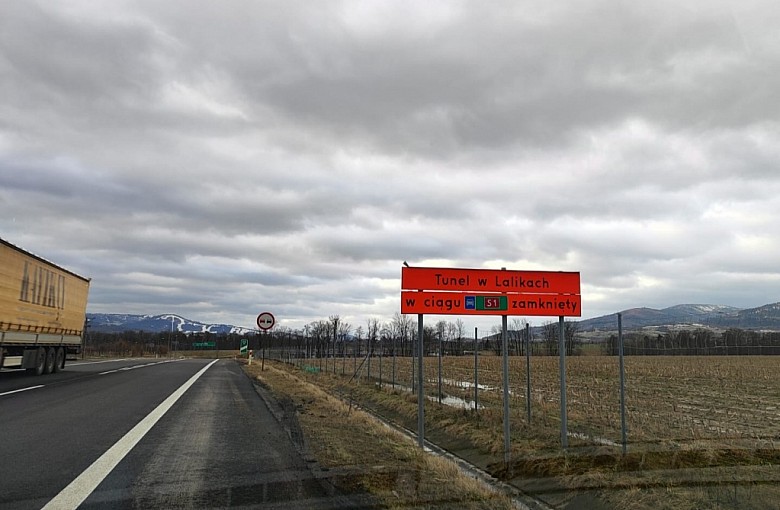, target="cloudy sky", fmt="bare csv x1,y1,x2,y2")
2,1,779,331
